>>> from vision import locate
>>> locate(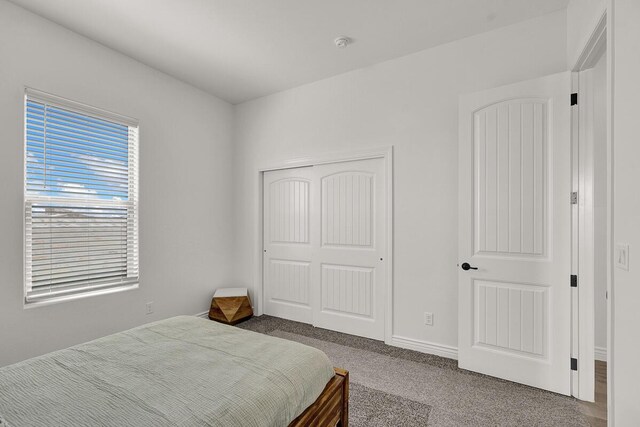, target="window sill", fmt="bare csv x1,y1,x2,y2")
23,283,139,309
